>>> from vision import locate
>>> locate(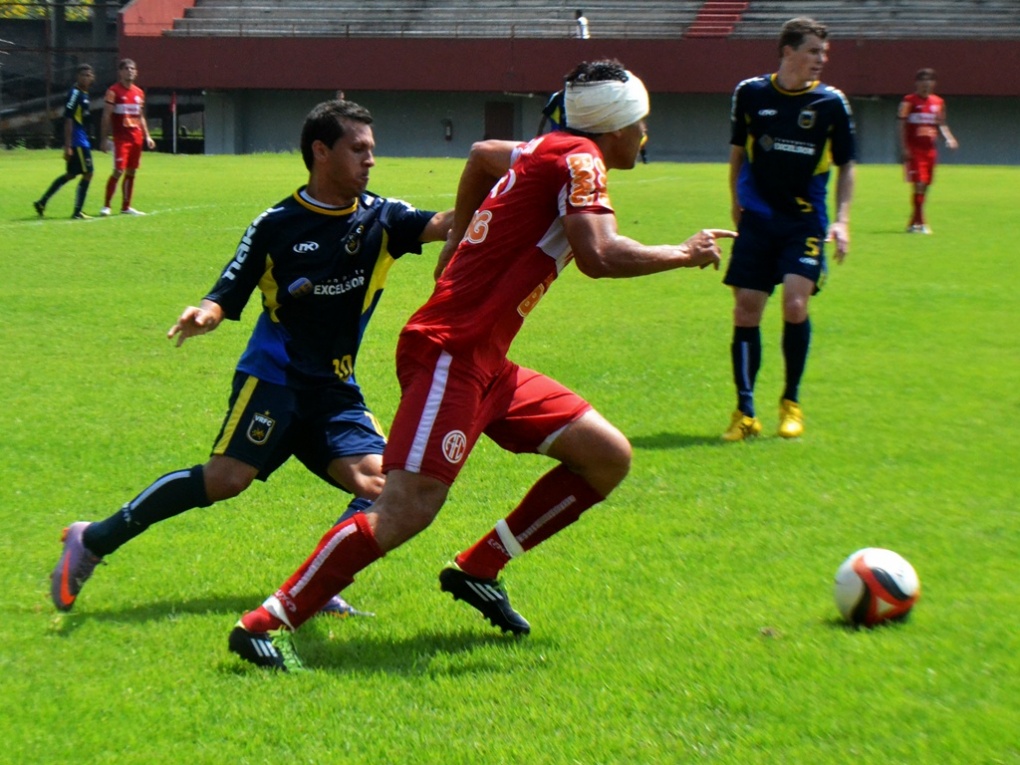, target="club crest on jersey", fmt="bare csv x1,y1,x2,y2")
798,109,817,129
246,412,276,445
344,223,365,255
442,430,468,464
